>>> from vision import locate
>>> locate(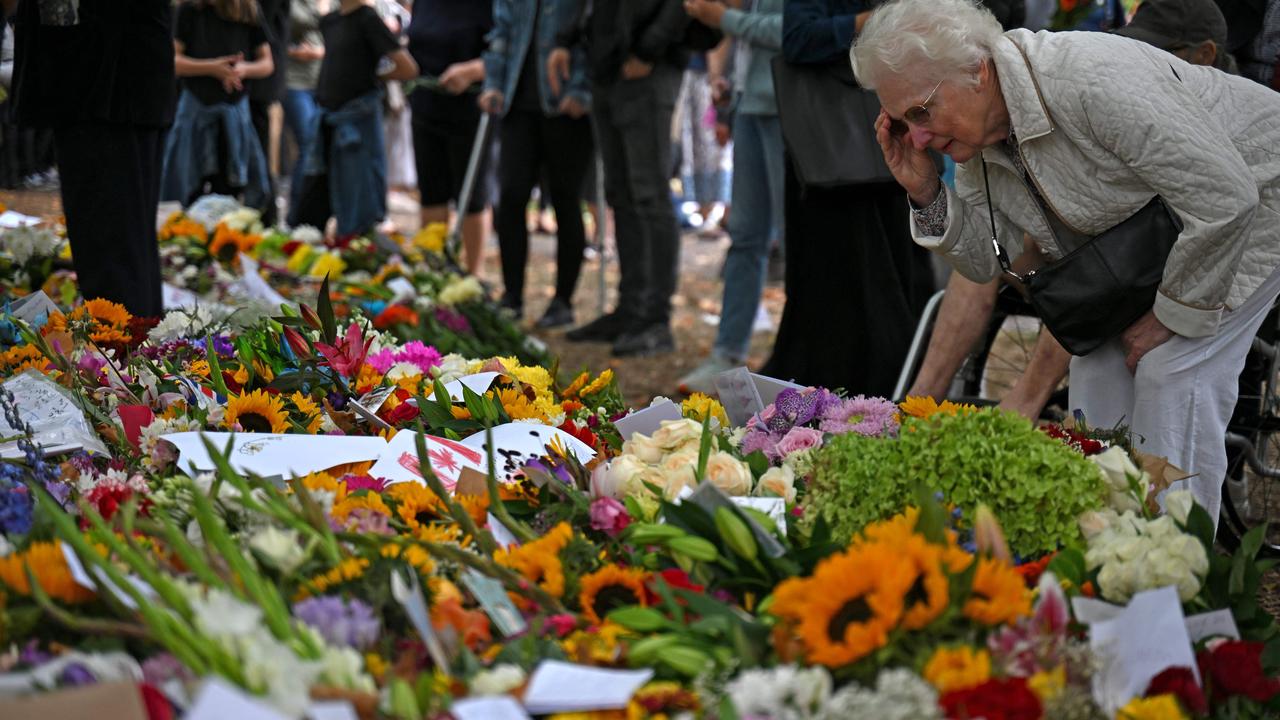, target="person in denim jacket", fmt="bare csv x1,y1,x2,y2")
481,0,593,329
